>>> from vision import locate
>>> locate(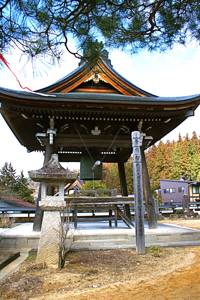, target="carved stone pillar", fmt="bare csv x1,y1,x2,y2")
131,131,145,254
